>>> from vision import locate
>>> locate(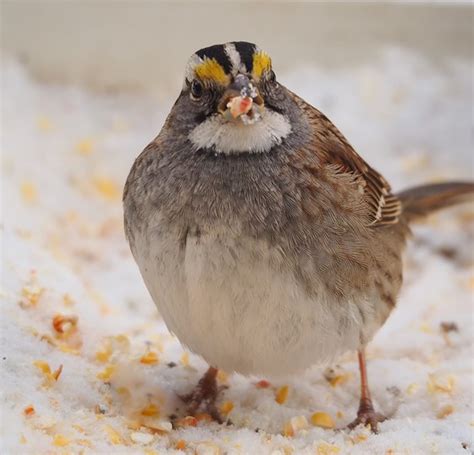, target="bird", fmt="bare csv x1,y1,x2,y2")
123,41,473,432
